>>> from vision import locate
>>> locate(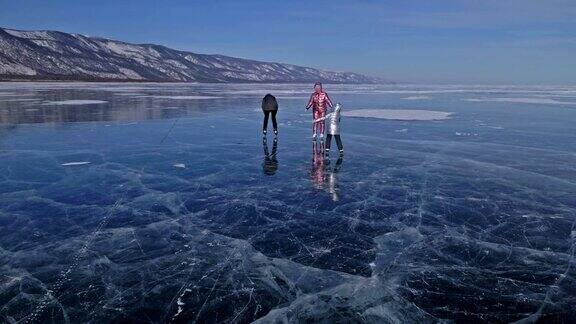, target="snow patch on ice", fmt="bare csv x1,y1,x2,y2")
402,96,430,100
343,109,452,121
455,132,479,137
